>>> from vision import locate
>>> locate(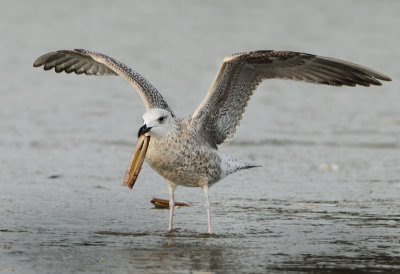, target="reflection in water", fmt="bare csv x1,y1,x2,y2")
107,225,400,273
126,234,223,273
